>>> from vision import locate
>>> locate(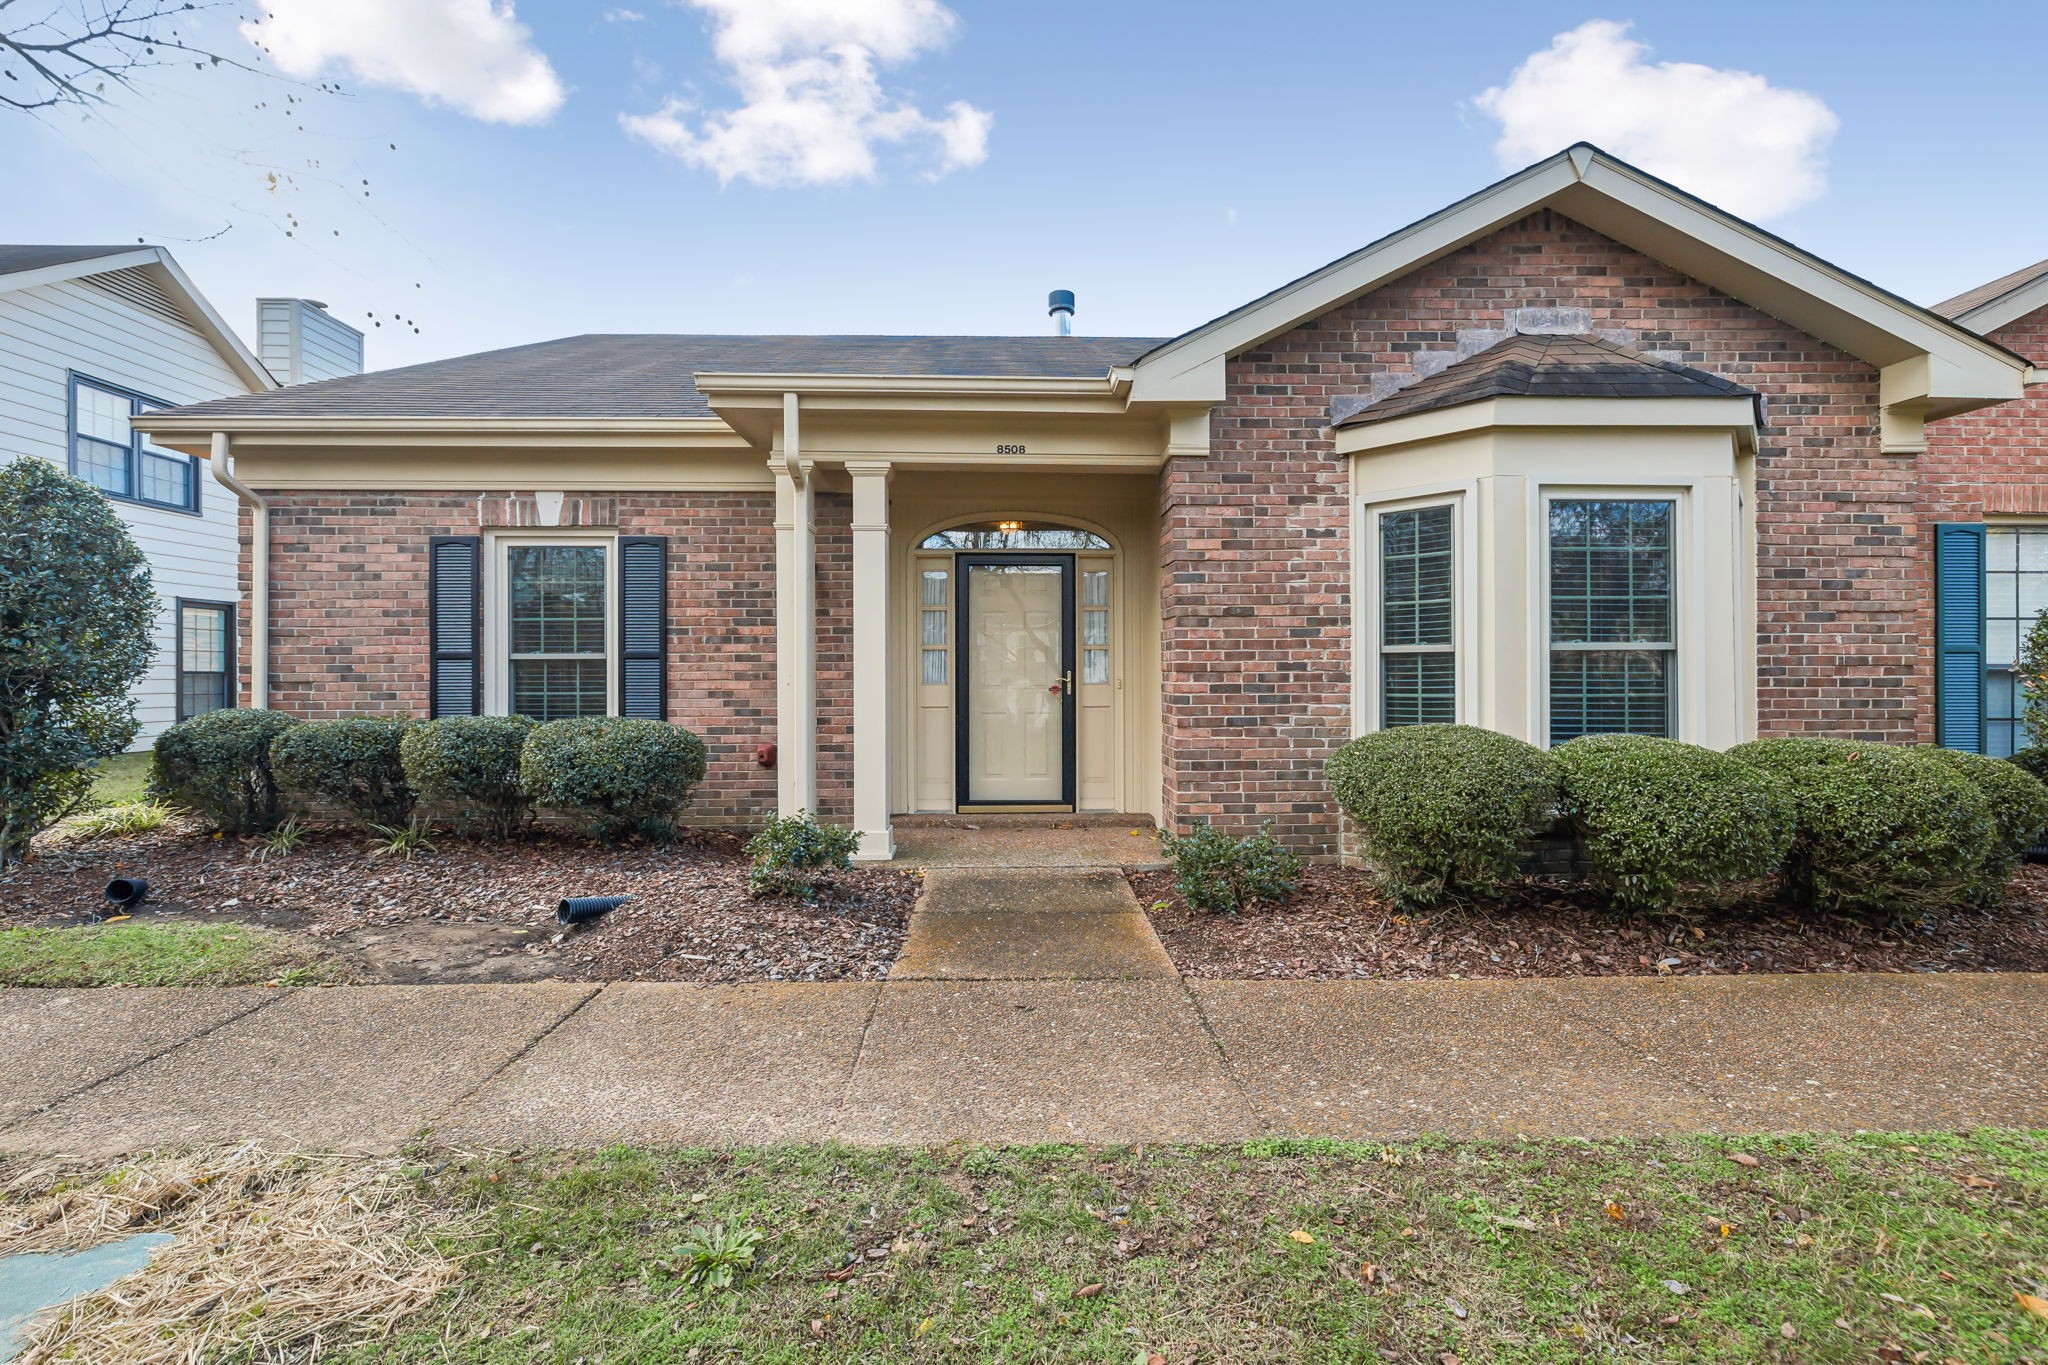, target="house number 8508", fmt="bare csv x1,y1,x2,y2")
995,443,1027,455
